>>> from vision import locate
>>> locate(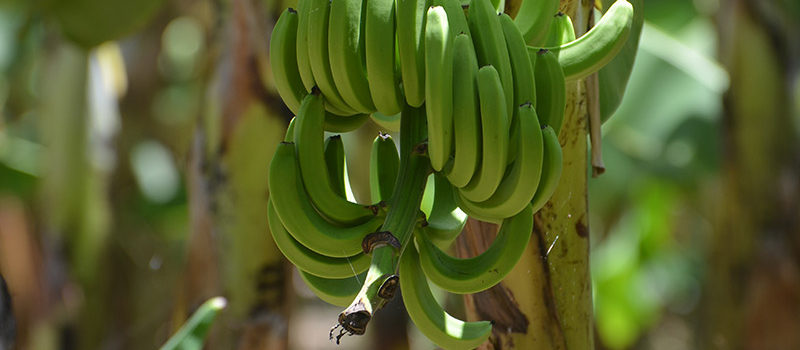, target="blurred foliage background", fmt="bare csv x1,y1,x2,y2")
0,0,797,349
